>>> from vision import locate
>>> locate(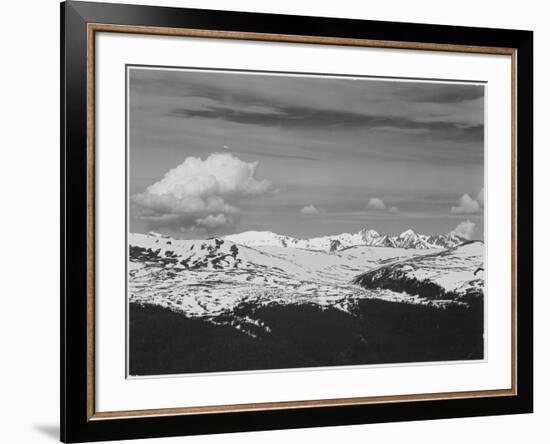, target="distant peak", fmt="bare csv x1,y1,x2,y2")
234,230,276,235
399,229,416,237
359,228,380,235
